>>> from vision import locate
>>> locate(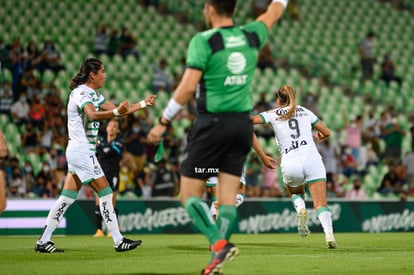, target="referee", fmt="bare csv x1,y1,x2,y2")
147,1,288,274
